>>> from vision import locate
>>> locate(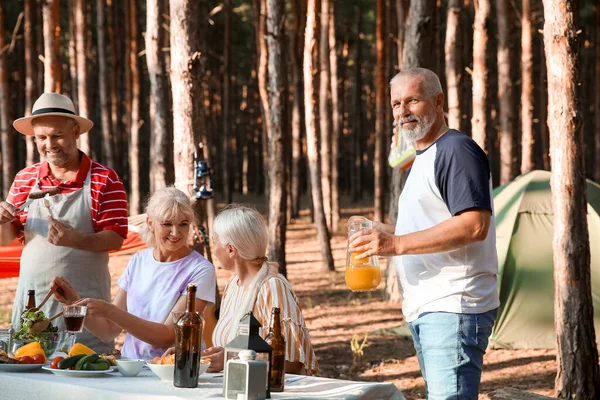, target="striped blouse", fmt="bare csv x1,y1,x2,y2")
213,274,319,375
7,152,128,242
